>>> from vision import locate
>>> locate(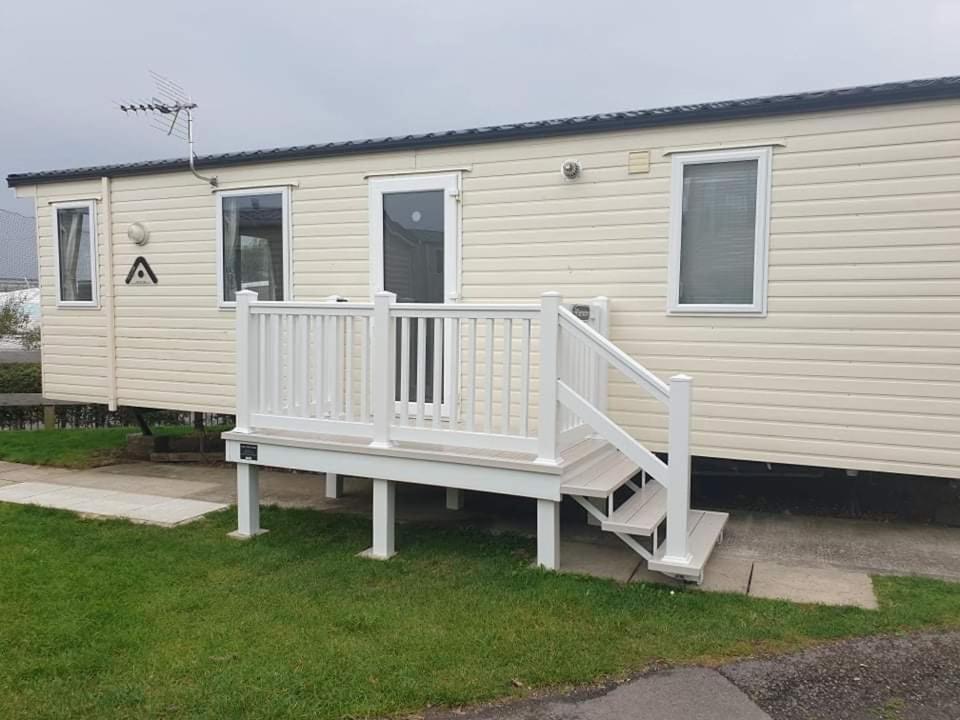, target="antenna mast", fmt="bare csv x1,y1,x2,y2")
119,71,218,187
